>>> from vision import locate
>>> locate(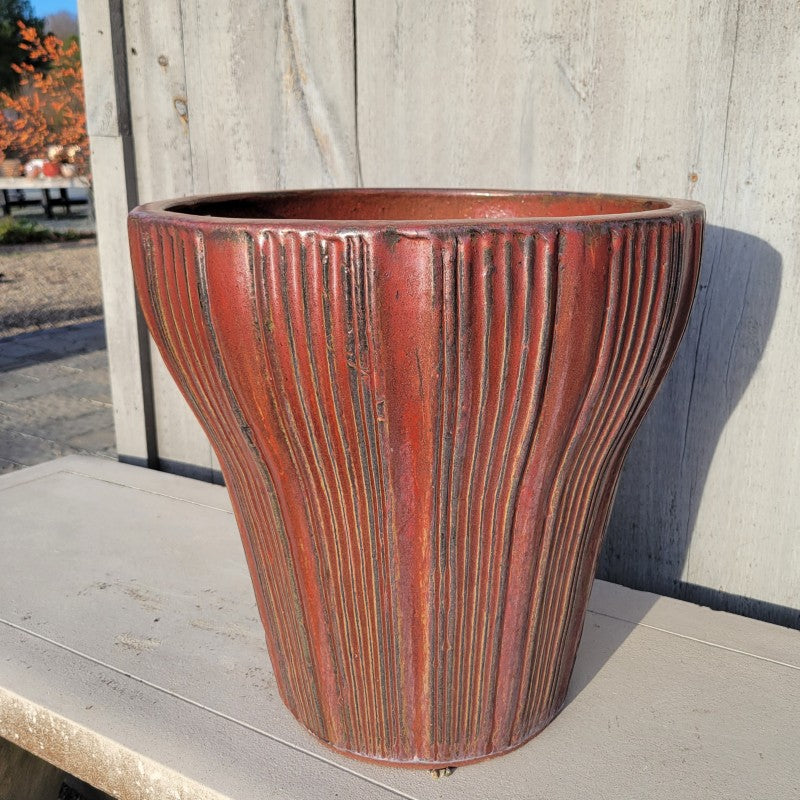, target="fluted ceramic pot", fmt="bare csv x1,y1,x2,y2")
128,190,703,768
